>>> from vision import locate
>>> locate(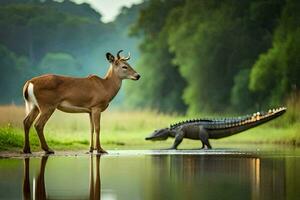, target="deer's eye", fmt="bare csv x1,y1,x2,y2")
122,66,128,69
